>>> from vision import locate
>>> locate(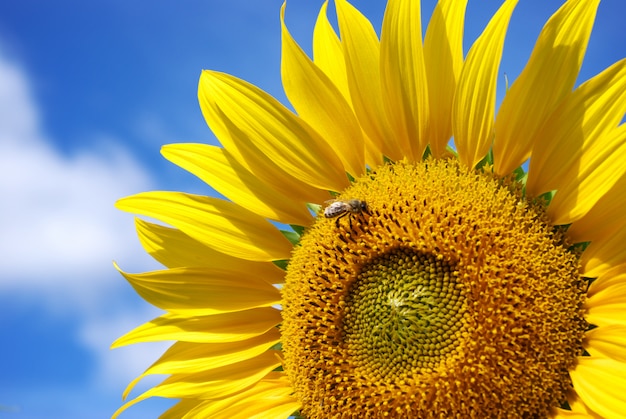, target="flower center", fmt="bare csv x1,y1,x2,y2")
281,159,587,418
345,249,466,379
